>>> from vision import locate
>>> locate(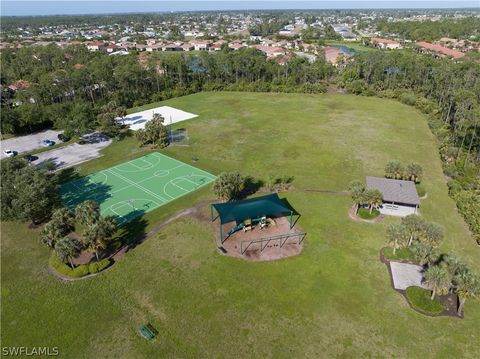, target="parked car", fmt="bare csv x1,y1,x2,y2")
41,139,55,147
24,154,38,162
3,149,17,157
